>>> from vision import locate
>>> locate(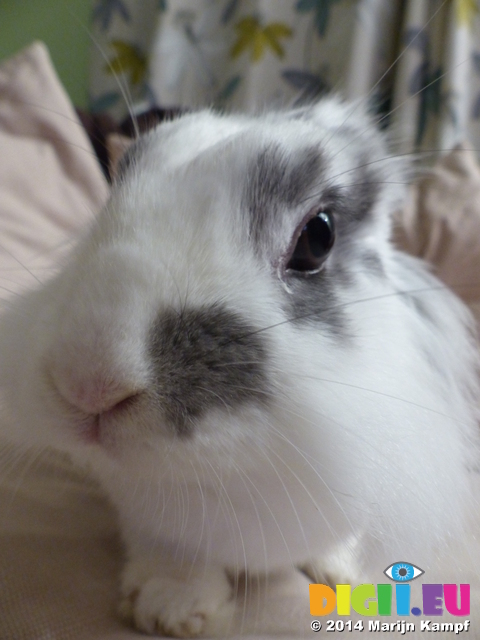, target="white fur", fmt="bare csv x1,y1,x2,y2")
0,98,479,637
